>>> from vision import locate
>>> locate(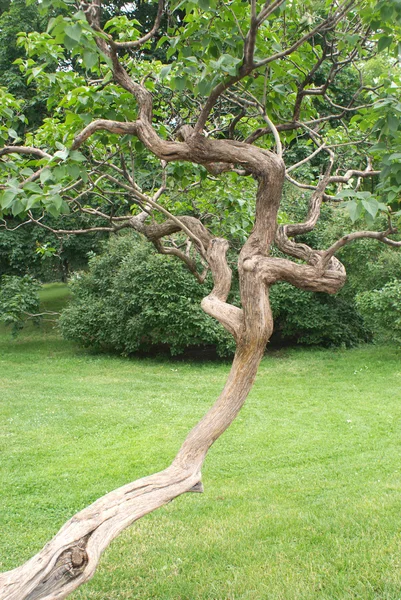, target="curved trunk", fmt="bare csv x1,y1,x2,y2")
174,301,273,472
0,153,285,600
